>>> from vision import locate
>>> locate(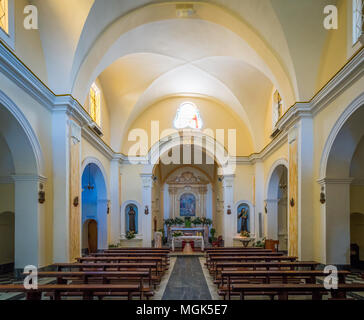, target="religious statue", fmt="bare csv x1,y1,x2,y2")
128,206,136,232
238,207,249,233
